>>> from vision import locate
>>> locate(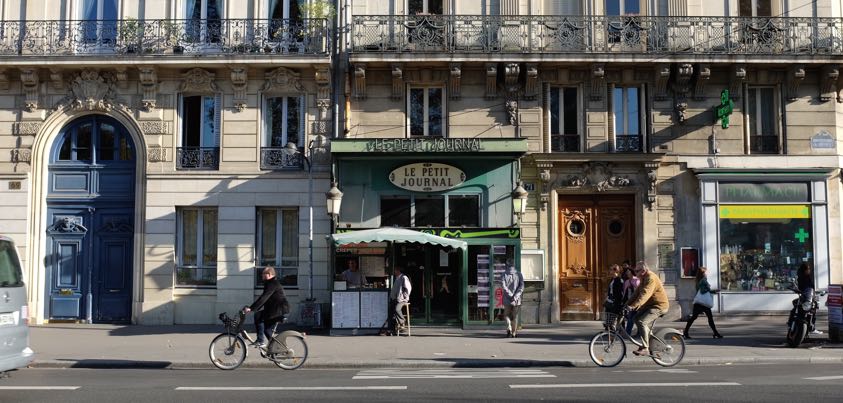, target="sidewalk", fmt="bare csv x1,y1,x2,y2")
27,316,843,369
